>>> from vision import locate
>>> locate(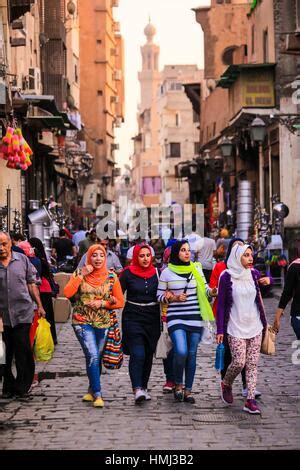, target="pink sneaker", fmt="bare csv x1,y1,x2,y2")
163,381,175,393
220,380,233,405
243,399,261,415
